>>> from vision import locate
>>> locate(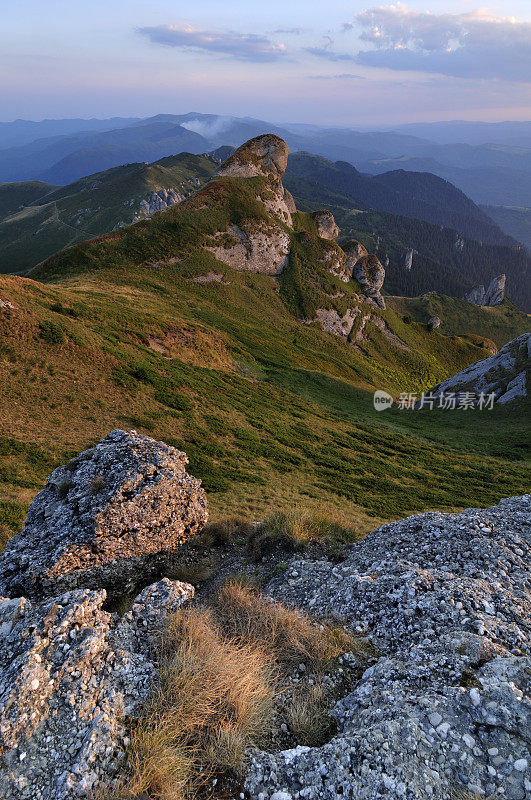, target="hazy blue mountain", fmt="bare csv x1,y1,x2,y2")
482,206,531,252
377,121,531,148
0,121,214,184
360,156,531,207
0,113,529,206
0,117,137,150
